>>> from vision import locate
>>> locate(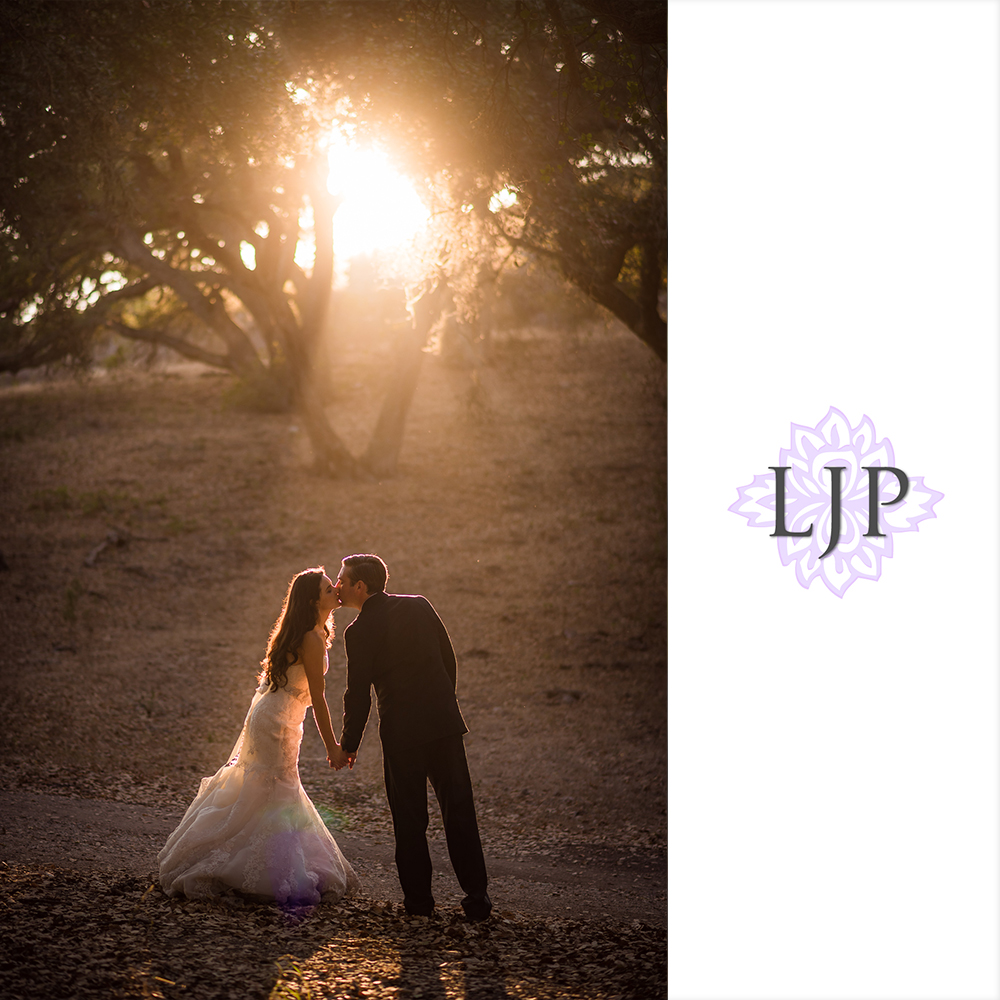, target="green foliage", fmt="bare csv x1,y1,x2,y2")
0,0,330,383
1,0,662,479
280,1,665,356
1,0,665,378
